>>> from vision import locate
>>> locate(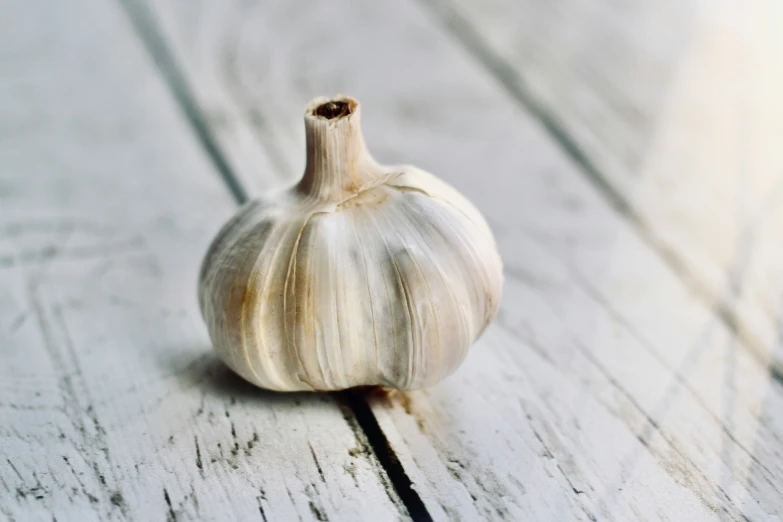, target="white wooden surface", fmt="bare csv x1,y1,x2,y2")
422,0,783,376
0,1,406,521
2,0,783,520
